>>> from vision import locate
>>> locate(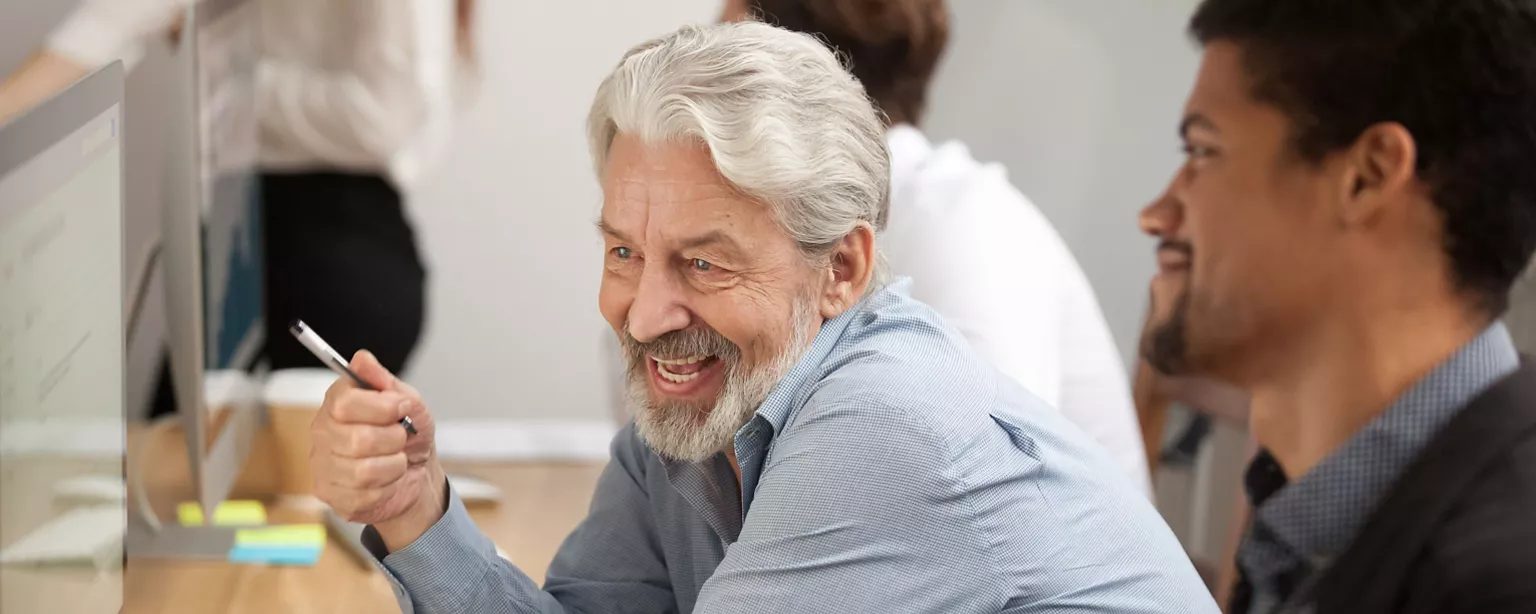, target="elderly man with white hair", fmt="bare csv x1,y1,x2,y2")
309,21,1215,614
